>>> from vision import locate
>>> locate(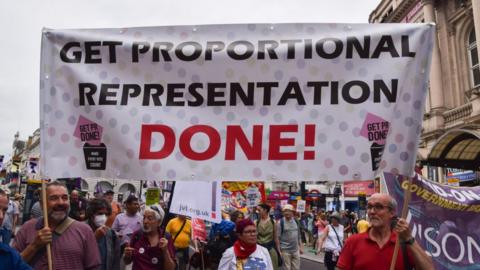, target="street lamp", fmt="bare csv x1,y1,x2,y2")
333,182,342,211
287,182,294,201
